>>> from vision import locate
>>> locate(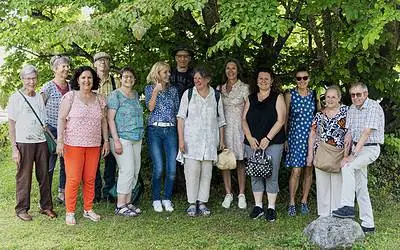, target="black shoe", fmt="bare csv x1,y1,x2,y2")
332,206,355,219
361,226,375,234
250,206,264,219
265,208,276,222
